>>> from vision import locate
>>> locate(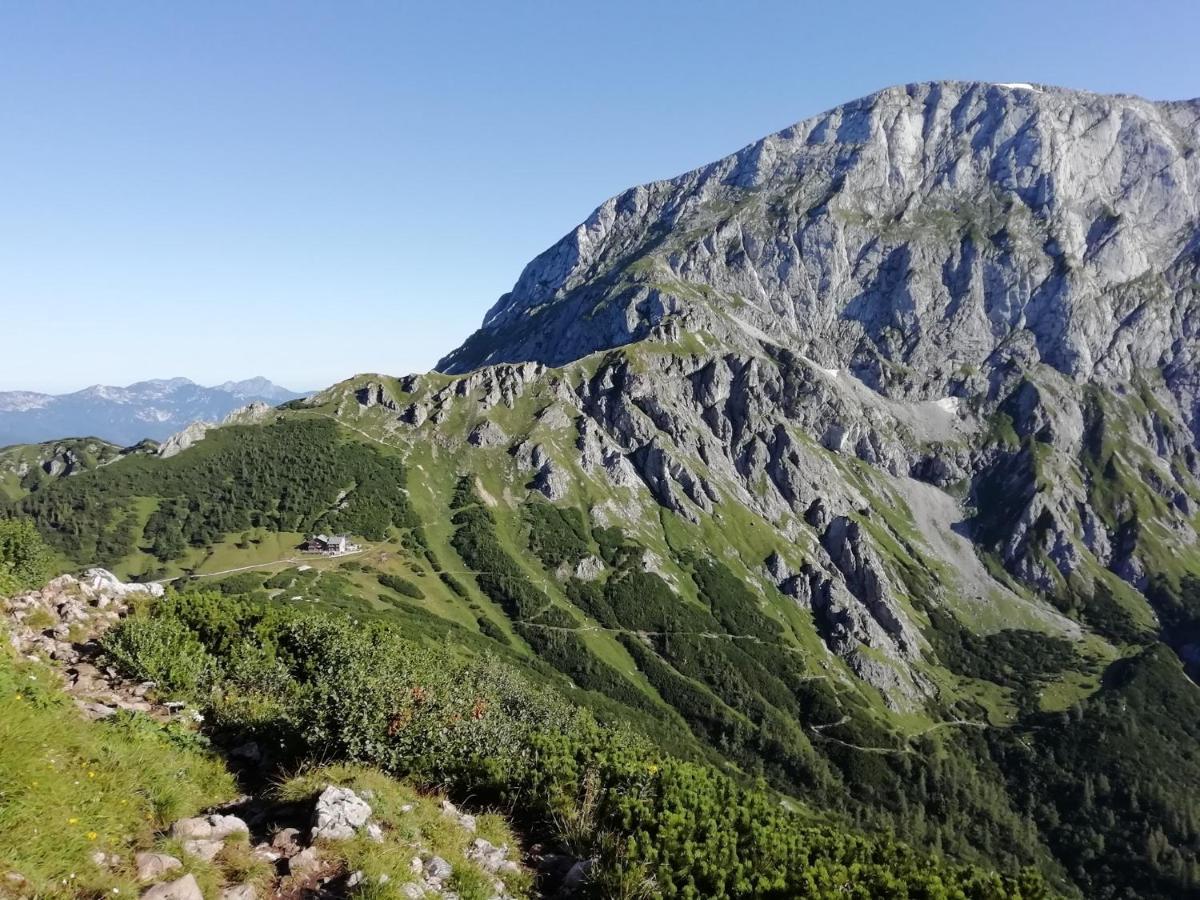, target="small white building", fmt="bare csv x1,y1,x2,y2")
302,533,358,555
